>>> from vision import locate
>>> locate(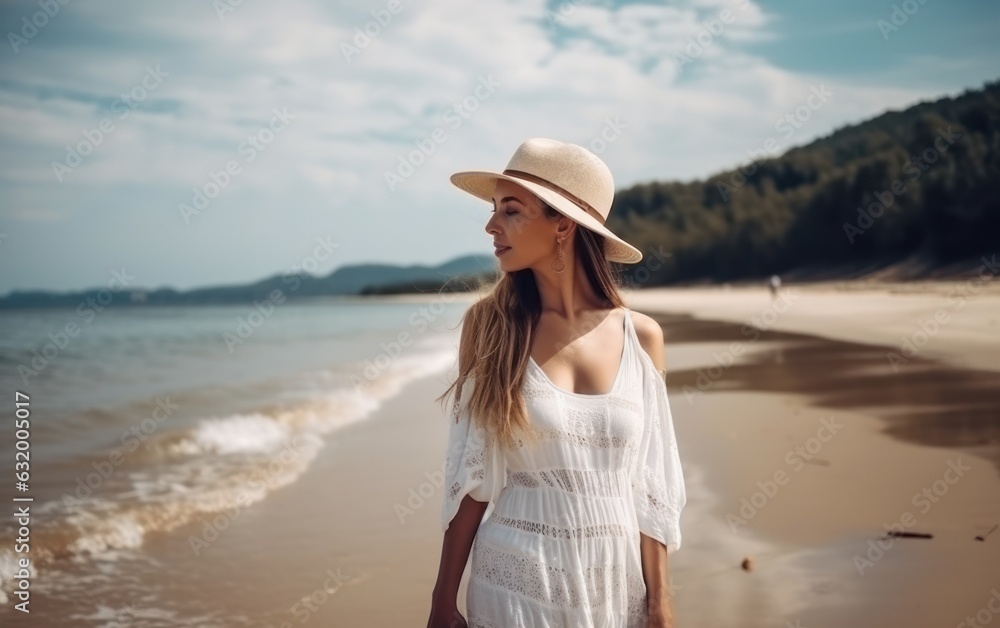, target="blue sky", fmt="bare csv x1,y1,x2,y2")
0,0,997,294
